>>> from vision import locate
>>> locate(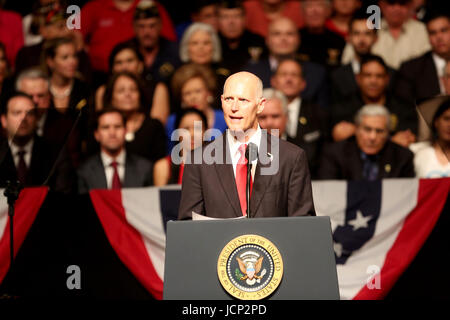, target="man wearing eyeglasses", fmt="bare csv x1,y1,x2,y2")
317,104,415,180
